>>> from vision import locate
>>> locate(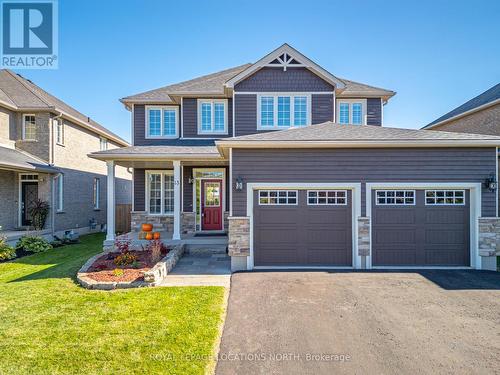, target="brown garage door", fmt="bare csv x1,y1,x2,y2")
253,190,352,267
372,189,470,266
